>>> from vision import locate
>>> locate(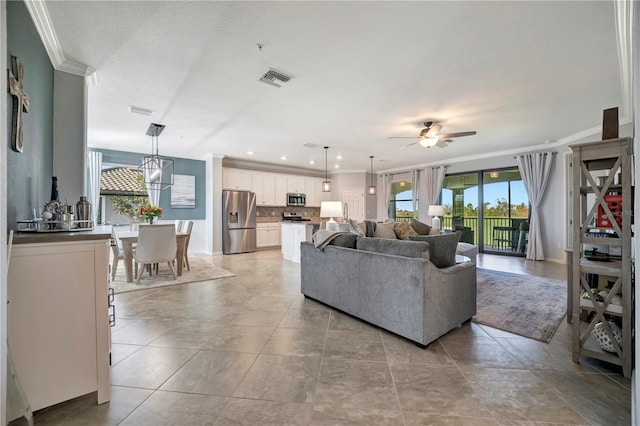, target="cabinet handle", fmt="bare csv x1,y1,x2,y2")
109,304,116,327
